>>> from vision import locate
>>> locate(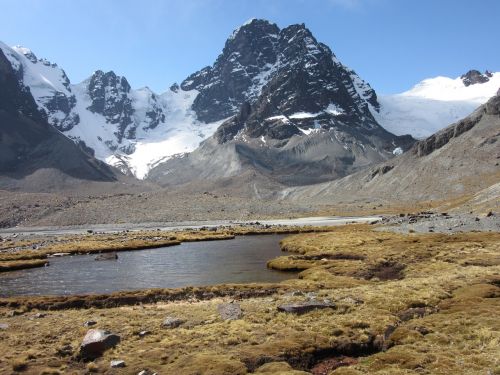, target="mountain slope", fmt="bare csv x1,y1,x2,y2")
376,70,500,138
285,93,500,203
0,47,121,192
